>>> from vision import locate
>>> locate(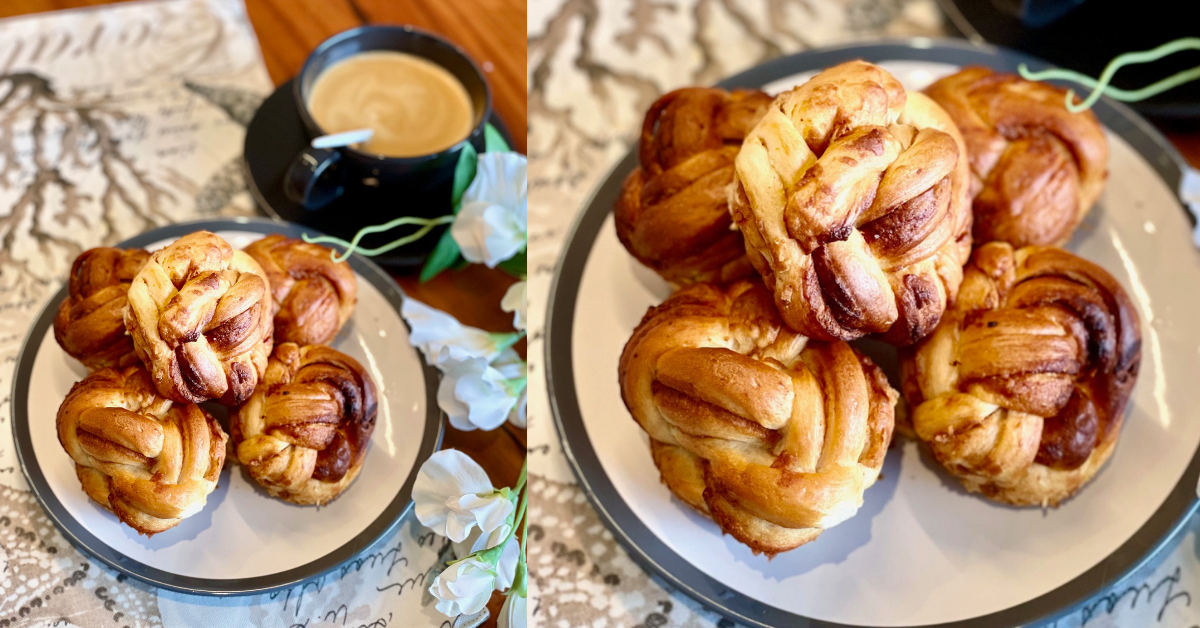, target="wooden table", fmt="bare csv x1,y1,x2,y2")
0,0,526,624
